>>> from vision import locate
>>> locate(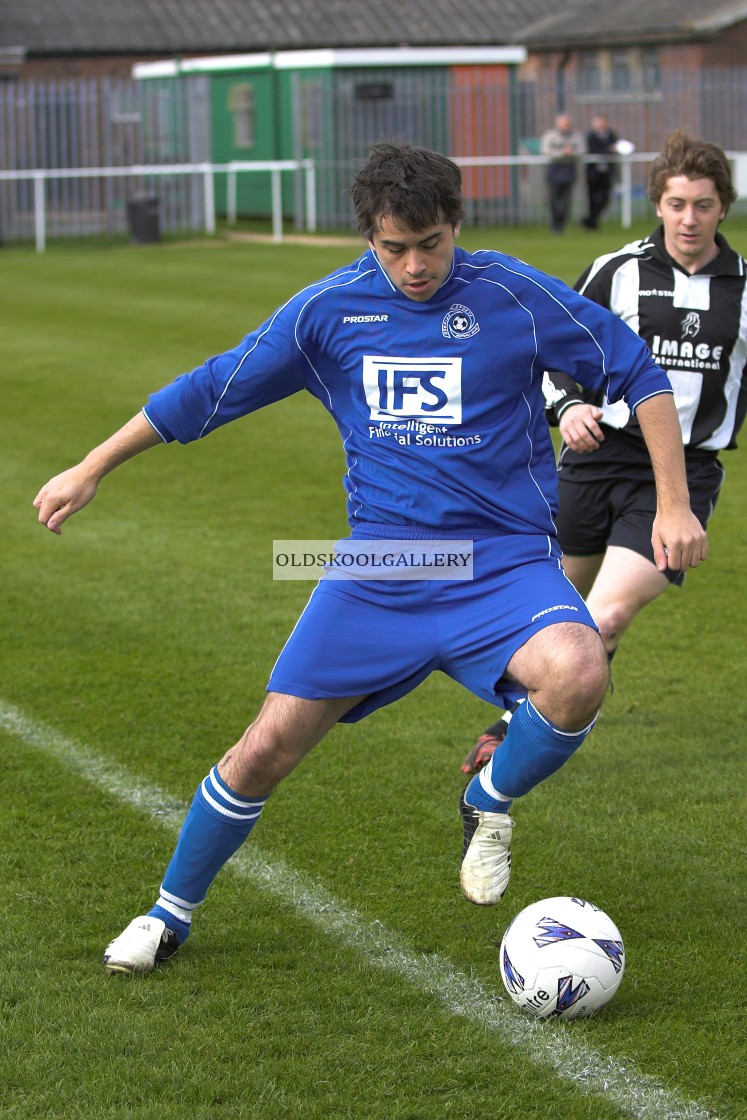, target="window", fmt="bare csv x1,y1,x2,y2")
228,83,255,149
354,82,394,101
610,51,633,93
577,52,601,95
641,48,661,94
574,48,661,101
300,80,325,150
